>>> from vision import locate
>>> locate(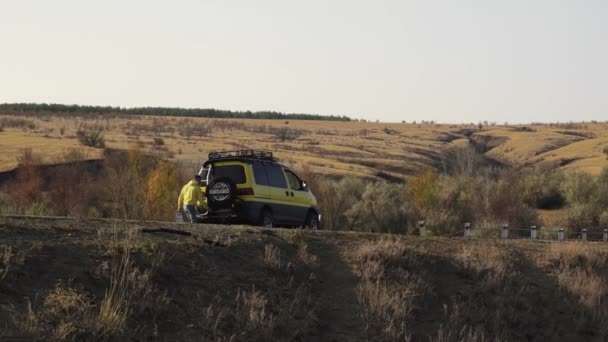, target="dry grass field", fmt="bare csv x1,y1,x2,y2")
2,216,608,341
2,112,608,179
